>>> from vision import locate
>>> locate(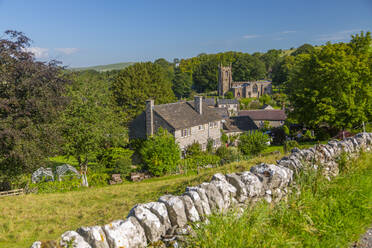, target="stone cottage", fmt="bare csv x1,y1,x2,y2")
129,96,224,152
